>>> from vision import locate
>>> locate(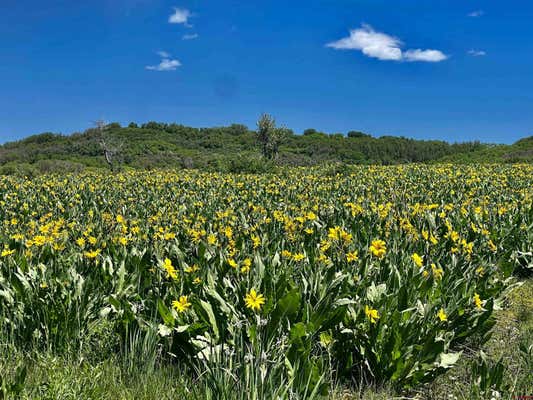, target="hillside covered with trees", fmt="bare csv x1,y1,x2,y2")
0,119,531,175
